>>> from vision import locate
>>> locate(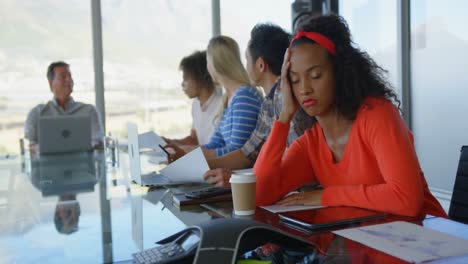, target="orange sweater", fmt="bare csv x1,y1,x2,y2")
254,98,446,218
